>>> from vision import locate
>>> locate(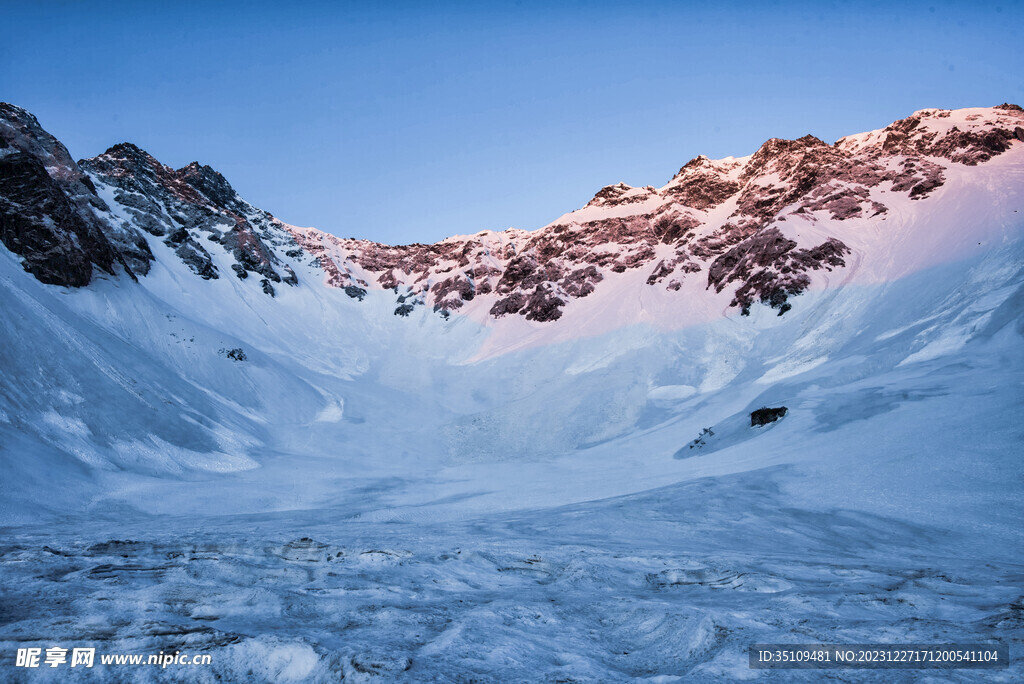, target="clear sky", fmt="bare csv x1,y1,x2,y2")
3,1,1021,244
